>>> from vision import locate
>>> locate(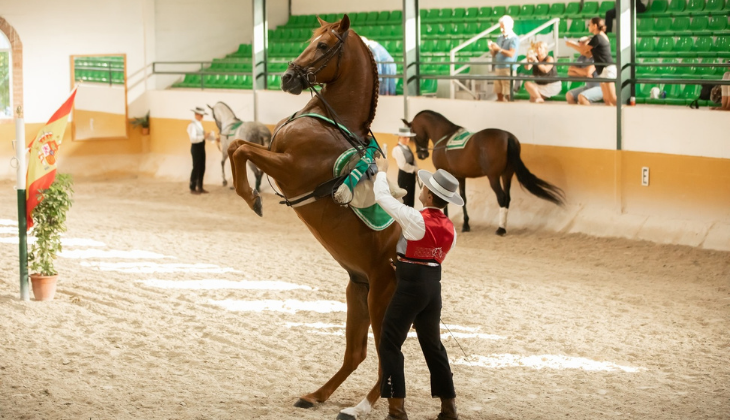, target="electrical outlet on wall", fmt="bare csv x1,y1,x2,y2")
641,167,650,186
